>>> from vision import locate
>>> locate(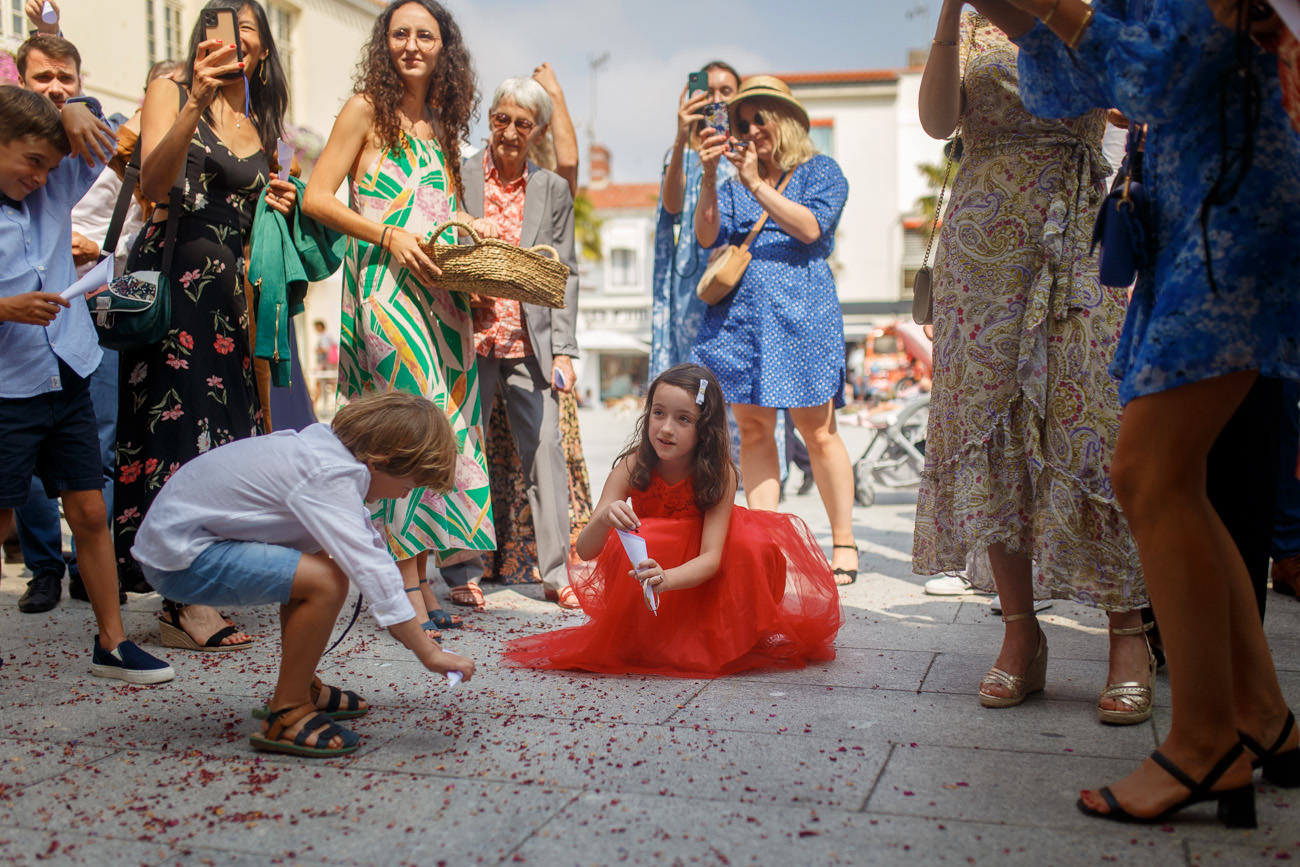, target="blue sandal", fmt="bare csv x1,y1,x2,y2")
406,581,462,631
